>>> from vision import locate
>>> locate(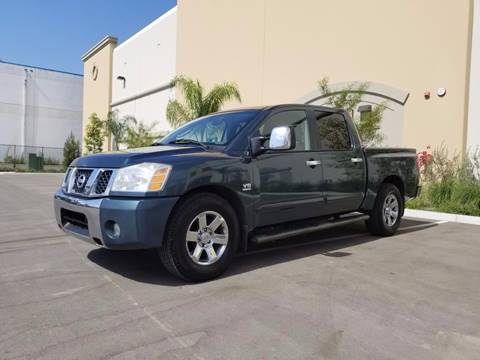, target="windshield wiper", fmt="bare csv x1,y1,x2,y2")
168,139,209,149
